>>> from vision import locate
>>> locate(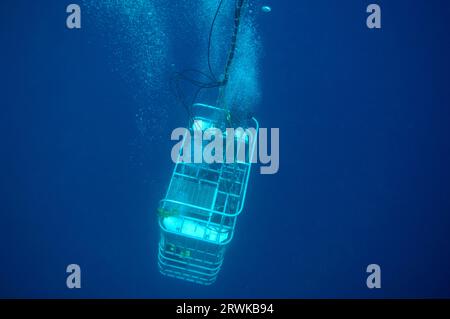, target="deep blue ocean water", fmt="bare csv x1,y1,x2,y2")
1,1,450,298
